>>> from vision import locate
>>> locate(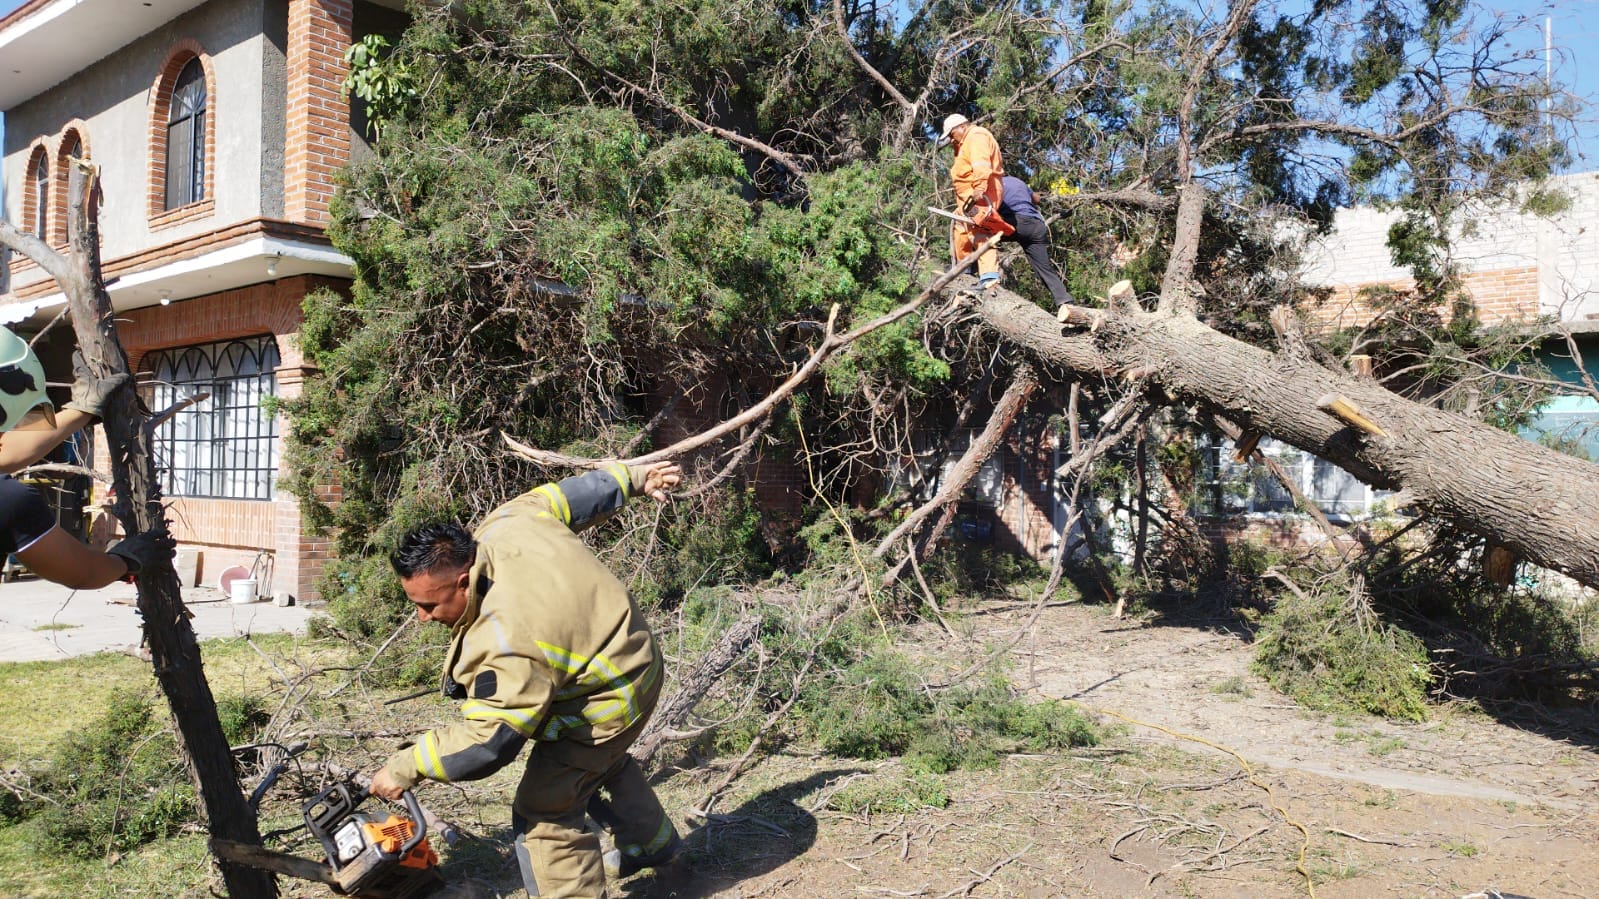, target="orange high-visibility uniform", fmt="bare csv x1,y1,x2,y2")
948,124,1005,279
